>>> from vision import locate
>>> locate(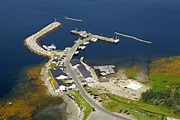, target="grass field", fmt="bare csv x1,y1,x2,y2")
124,65,138,79
50,63,56,69
125,71,137,79
100,93,180,120
149,75,180,91
69,90,92,120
